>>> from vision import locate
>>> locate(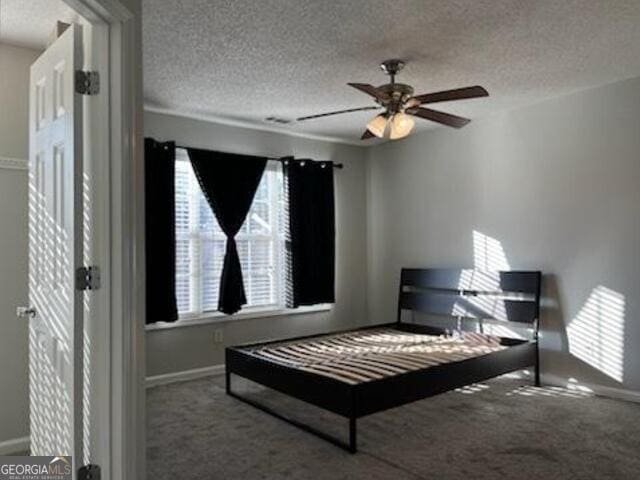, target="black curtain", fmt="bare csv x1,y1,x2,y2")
187,148,267,314
286,159,335,307
145,138,178,324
